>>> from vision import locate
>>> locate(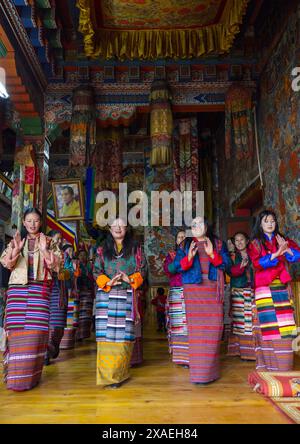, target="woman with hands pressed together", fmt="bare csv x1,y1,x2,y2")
248,210,300,372
227,232,255,361
163,230,189,366
93,218,146,388
173,216,230,384
0,208,61,391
